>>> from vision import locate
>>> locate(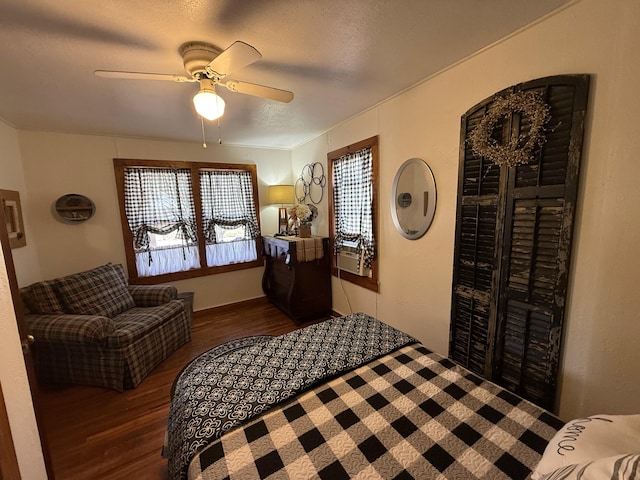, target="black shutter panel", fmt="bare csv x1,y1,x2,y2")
450,203,499,376
450,102,507,378
451,75,590,411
